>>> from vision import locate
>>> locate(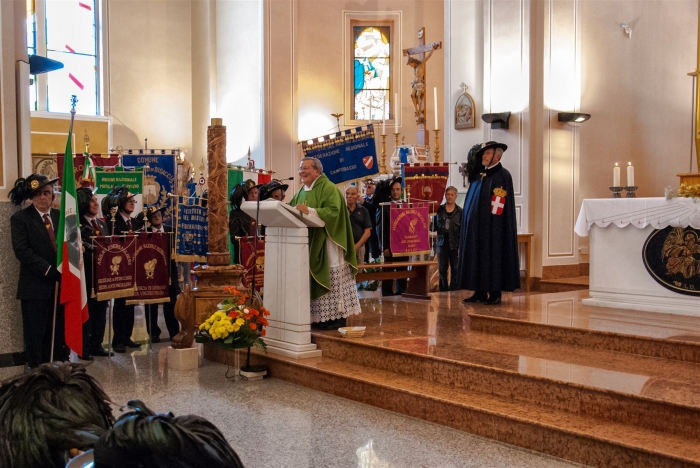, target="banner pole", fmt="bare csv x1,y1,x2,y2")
108,298,113,359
